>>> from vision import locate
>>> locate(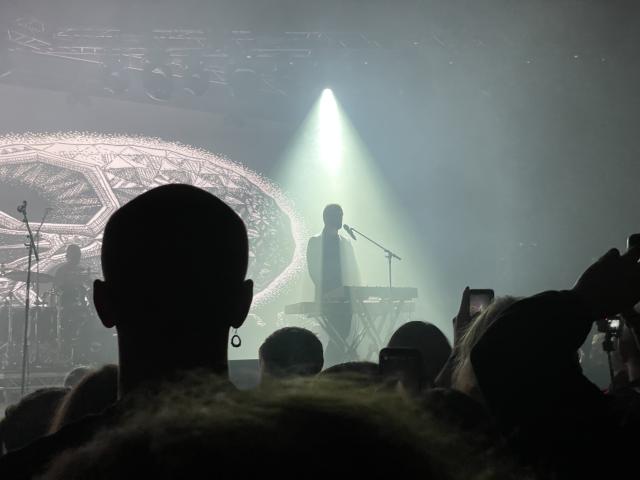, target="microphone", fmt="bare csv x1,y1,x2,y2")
343,224,357,241
17,201,27,214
